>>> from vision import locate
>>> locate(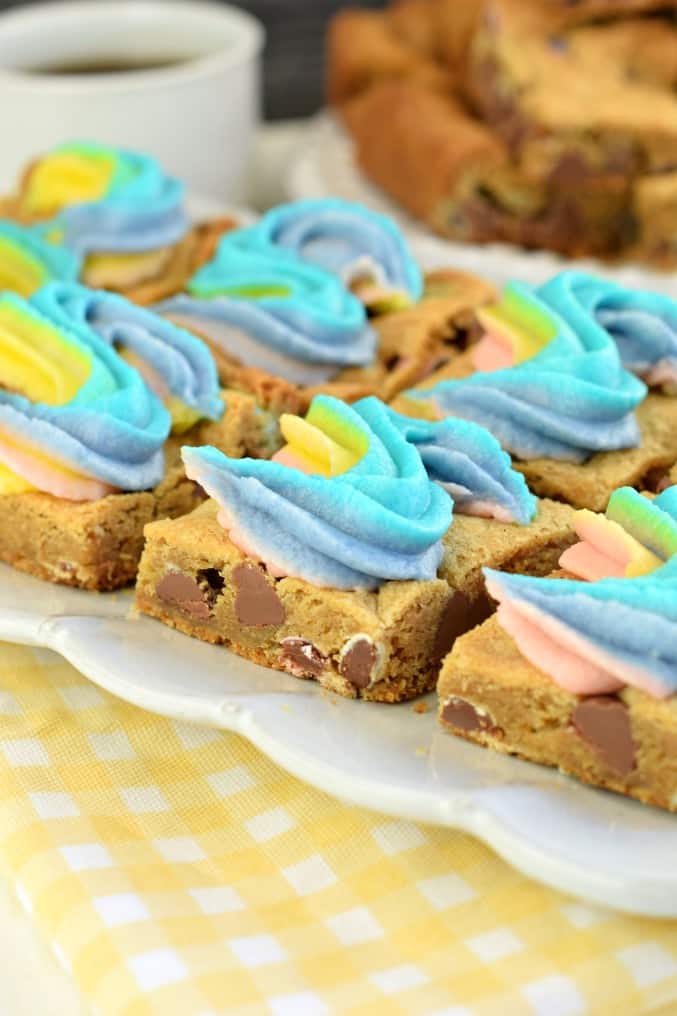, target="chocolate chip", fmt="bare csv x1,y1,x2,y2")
197,567,225,606
156,572,211,620
432,590,494,665
232,563,285,627
572,695,636,776
441,696,496,734
641,466,672,494
279,637,327,677
339,637,378,688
